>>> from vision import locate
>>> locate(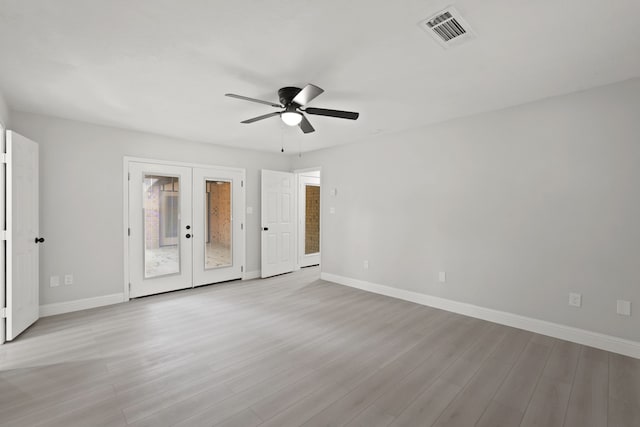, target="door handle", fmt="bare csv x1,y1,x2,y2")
185,234,192,239
263,227,269,231
35,237,45,243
